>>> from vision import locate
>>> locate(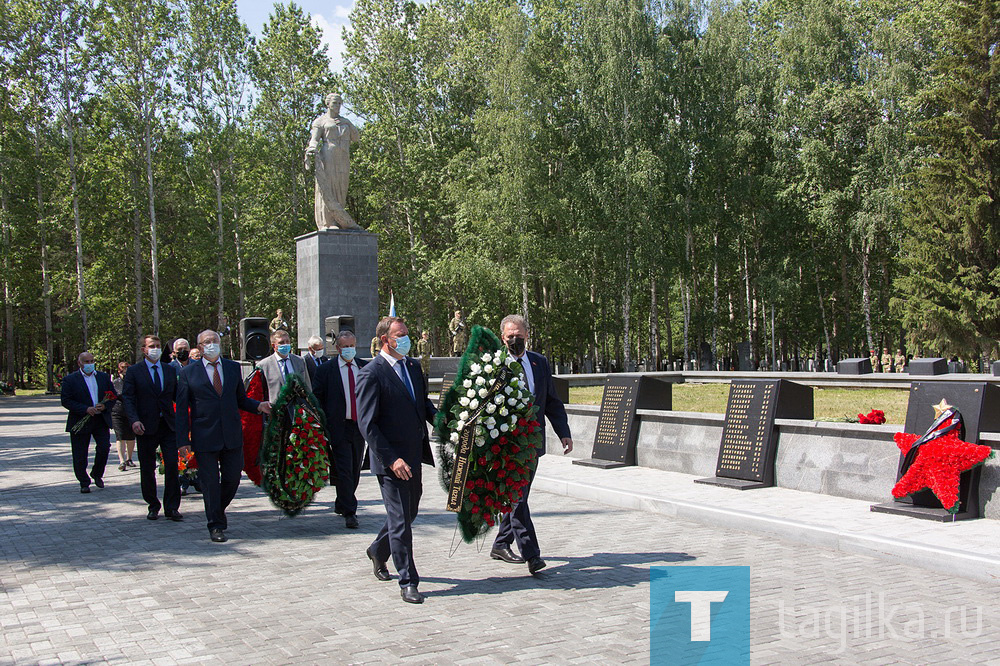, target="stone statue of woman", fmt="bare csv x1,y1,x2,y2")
304,93,361,230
